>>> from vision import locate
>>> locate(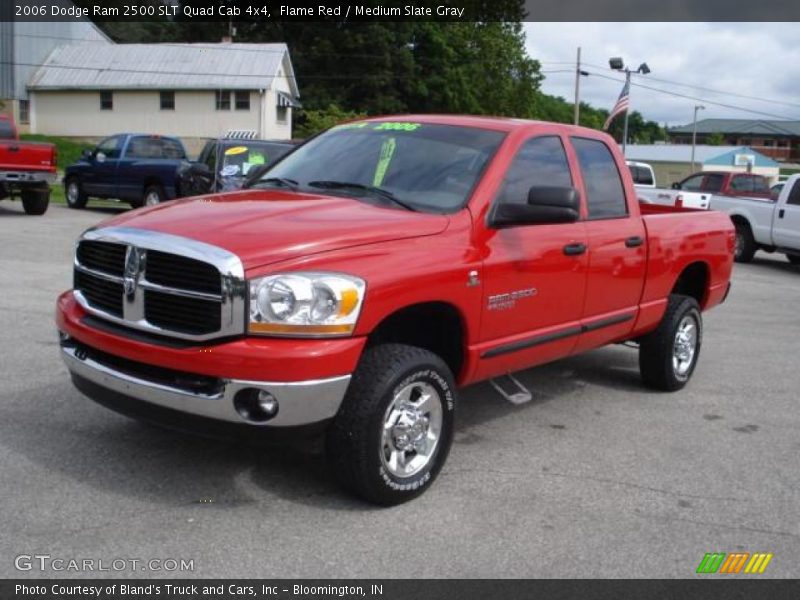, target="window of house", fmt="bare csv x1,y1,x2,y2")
160,91,175,110
215,90,231,110
235,90,250,110
763,140,775,147
740,138,751,146
100,91,113,110
494,136,573,206
276,106,288,124
571,137,627,219
18,99,30,124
